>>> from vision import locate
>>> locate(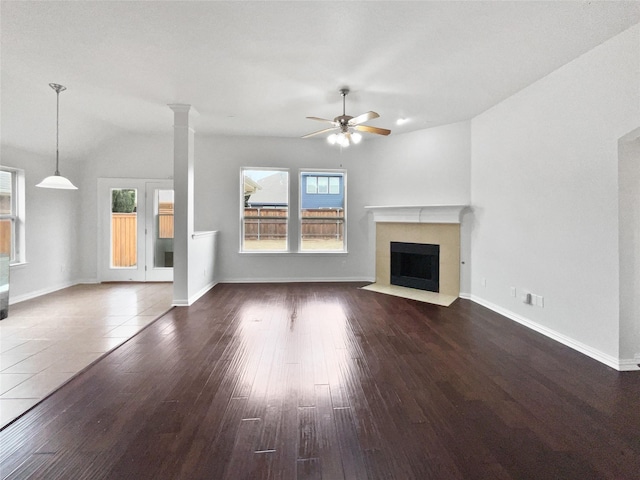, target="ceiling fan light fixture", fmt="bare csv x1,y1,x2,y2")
327,133,338,145
351,132,362,144
334,132,349,148
37,83,78,190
